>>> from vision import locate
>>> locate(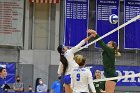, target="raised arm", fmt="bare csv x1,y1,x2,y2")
71,34,94,53
88,29,111,52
